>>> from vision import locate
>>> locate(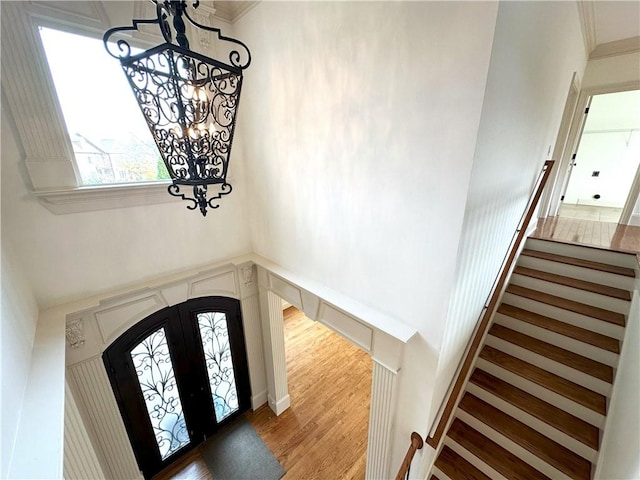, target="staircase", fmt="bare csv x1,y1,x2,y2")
430,237,637,480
